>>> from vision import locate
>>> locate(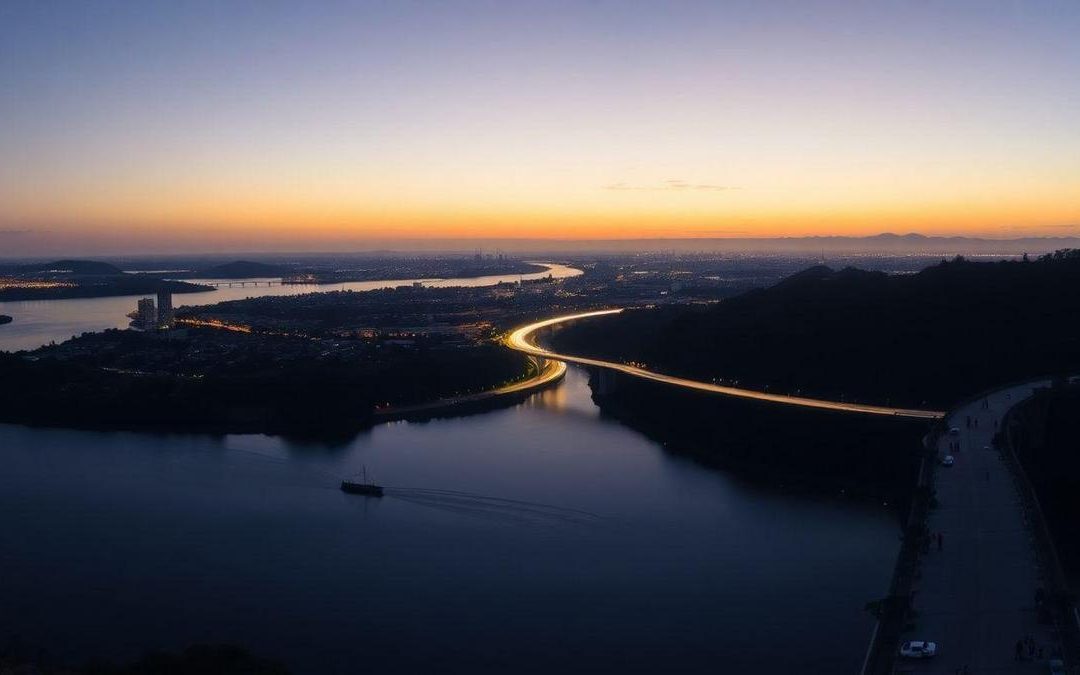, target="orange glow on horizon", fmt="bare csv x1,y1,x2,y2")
6,153,1078,247
7,194,1079,246
3,3,1079,253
